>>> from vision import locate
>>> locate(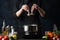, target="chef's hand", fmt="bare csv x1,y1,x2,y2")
16,4,30,17
31,4,39,13
21,4,29,12
21,4,31,16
